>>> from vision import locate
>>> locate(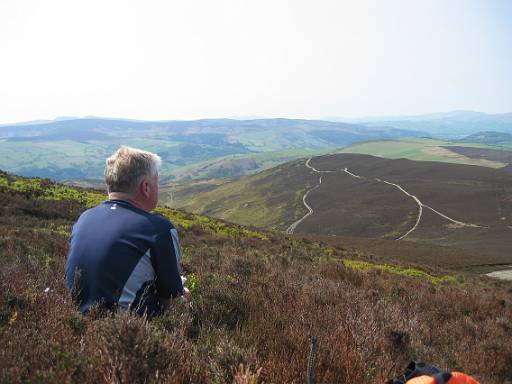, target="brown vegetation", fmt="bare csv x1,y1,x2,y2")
1,171,512,383
445,146,512,164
